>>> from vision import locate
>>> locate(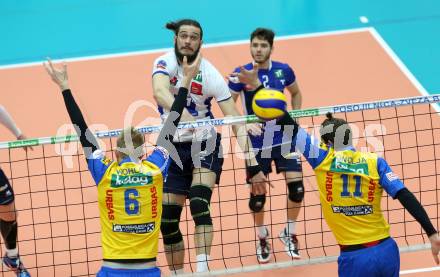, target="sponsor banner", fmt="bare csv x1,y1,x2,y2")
332,205,373,216
289,108,319,118
332,95,440,113
50,135,76,144
8,139,39,148
113,222,155,234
